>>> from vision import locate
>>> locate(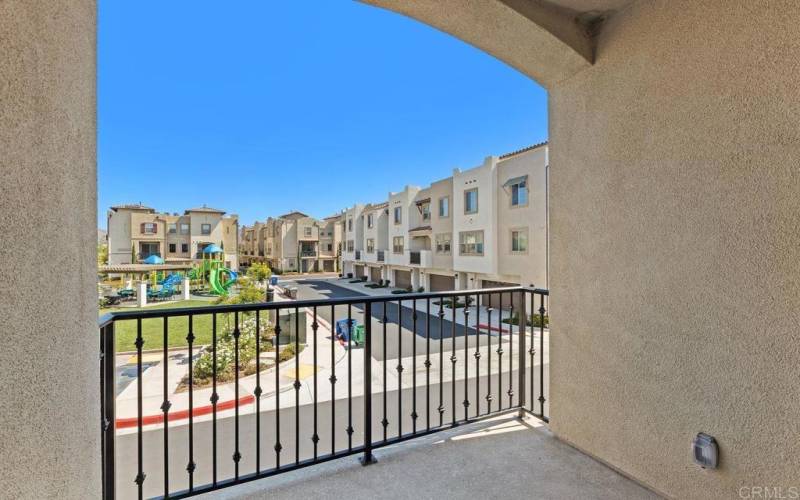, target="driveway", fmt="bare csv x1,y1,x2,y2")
291,279,508,361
